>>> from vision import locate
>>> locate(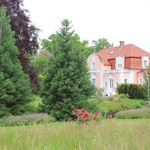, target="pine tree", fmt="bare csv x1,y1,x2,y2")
40,19,95,120
0,7,32,118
